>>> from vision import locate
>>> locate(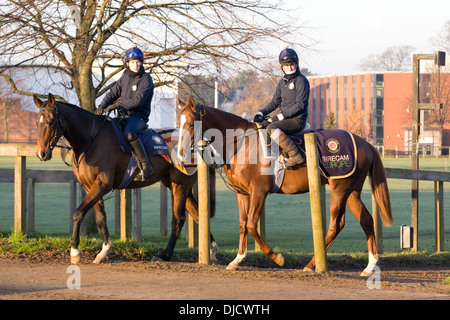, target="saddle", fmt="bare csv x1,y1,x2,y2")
110,119,196,189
